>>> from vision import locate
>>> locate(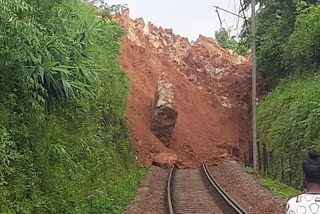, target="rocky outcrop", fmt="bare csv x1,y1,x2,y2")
151,75,178,146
